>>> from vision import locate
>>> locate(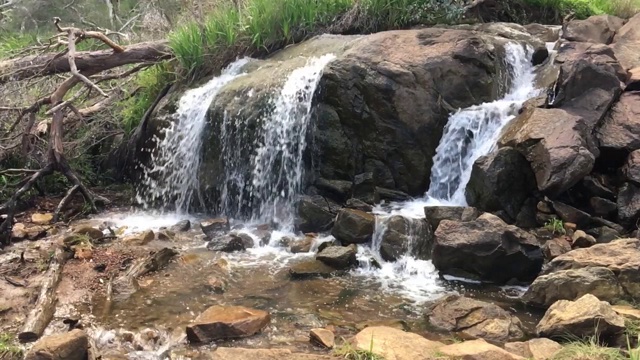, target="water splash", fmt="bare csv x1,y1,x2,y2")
136,58,251,213
426,42,539,204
